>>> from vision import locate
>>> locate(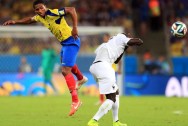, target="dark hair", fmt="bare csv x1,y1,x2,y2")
33,0,46,8
104,33,110,36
